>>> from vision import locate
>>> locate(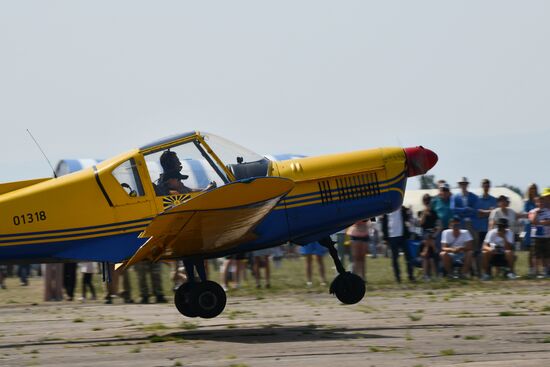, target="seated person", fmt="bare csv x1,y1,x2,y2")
440,216,473,278
481,218,516,280
420,229,438,280
155,150,215,196
156,170,192,196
